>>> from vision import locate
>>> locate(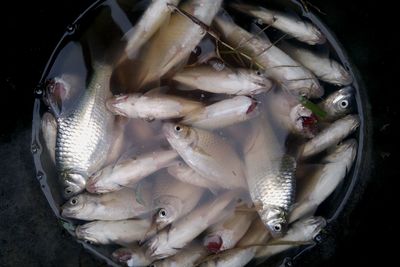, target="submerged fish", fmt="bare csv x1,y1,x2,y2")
163,123,247,189
318,87,354,121
181,96,260,130
135,0,223,87
203,211,257,253
123,0,181,58
255,216,326,259
61,187,151,221
231,4,326,45
86,149,178,193
106,89,203,120
214,14,323,98
173,65,273,95
290,139,358,222
46,62,115,197
167,161,220,191
279,42,352,86
244,118,296,238
145,190,240,260
112,245,152,267
301,114,360,158
148,175,204,234
75,219,150,246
